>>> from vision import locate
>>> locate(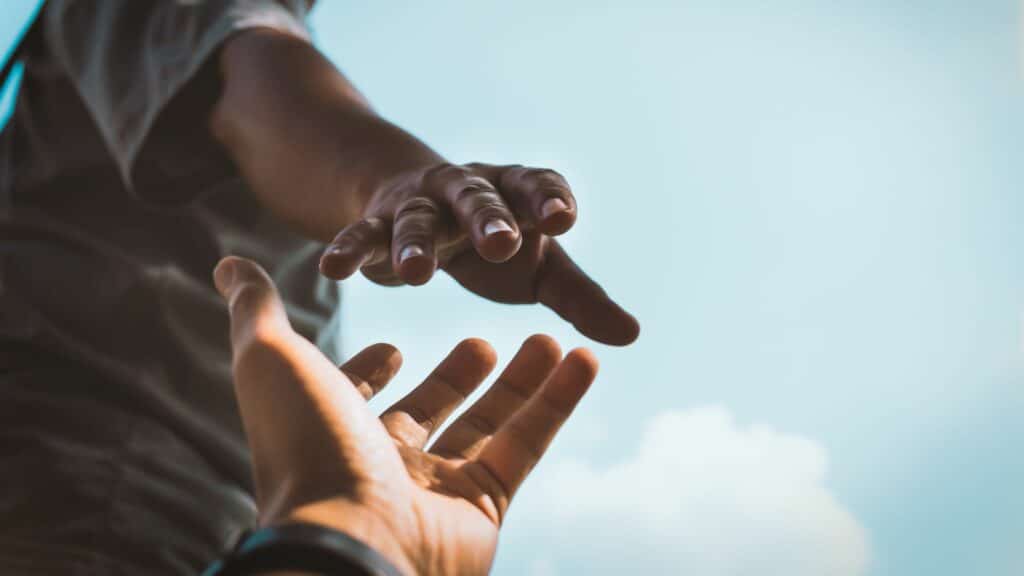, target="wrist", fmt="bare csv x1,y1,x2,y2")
274,499,421,576
204,523,407,576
